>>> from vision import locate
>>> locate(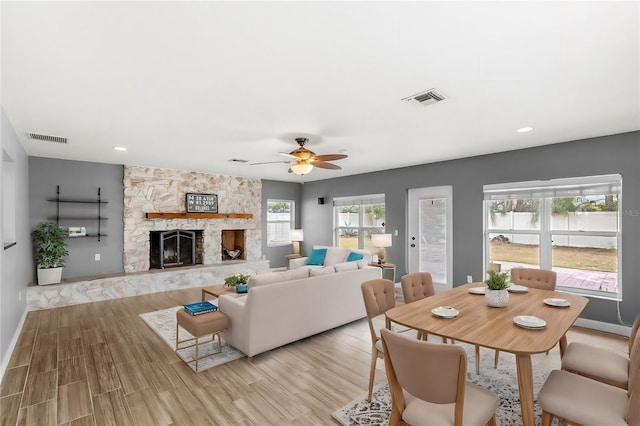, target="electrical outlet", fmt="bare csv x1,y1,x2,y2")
394,229,398,236
467,275,473,283
95,254,101,261
18,291,22,302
